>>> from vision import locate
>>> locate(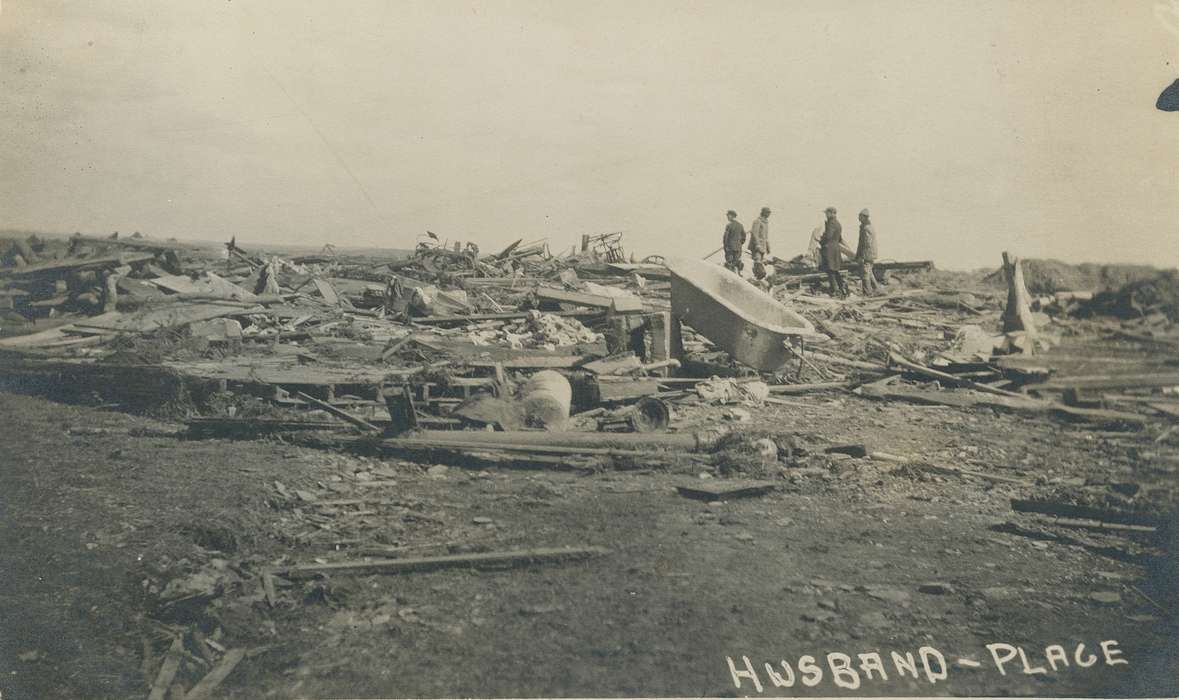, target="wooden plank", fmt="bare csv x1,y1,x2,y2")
74,302,265,332
1,252,154,277
768,381,851,394
1034,373,1179,391
148,636,184,700
410,309,603,325
312,278,340,305
148,274,204,294
676,480,777,500
889,352,1025,398
596,376,663,402
295,391,381,433
1011,498,1168,528
269,546,609,578
582,353,642,375
183,648,246,700
464,355,586,369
